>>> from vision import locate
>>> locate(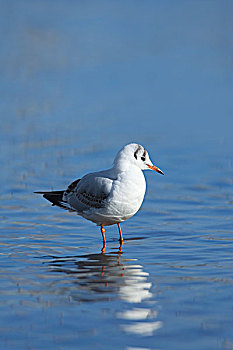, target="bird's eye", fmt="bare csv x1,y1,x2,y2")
141,156,145,162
